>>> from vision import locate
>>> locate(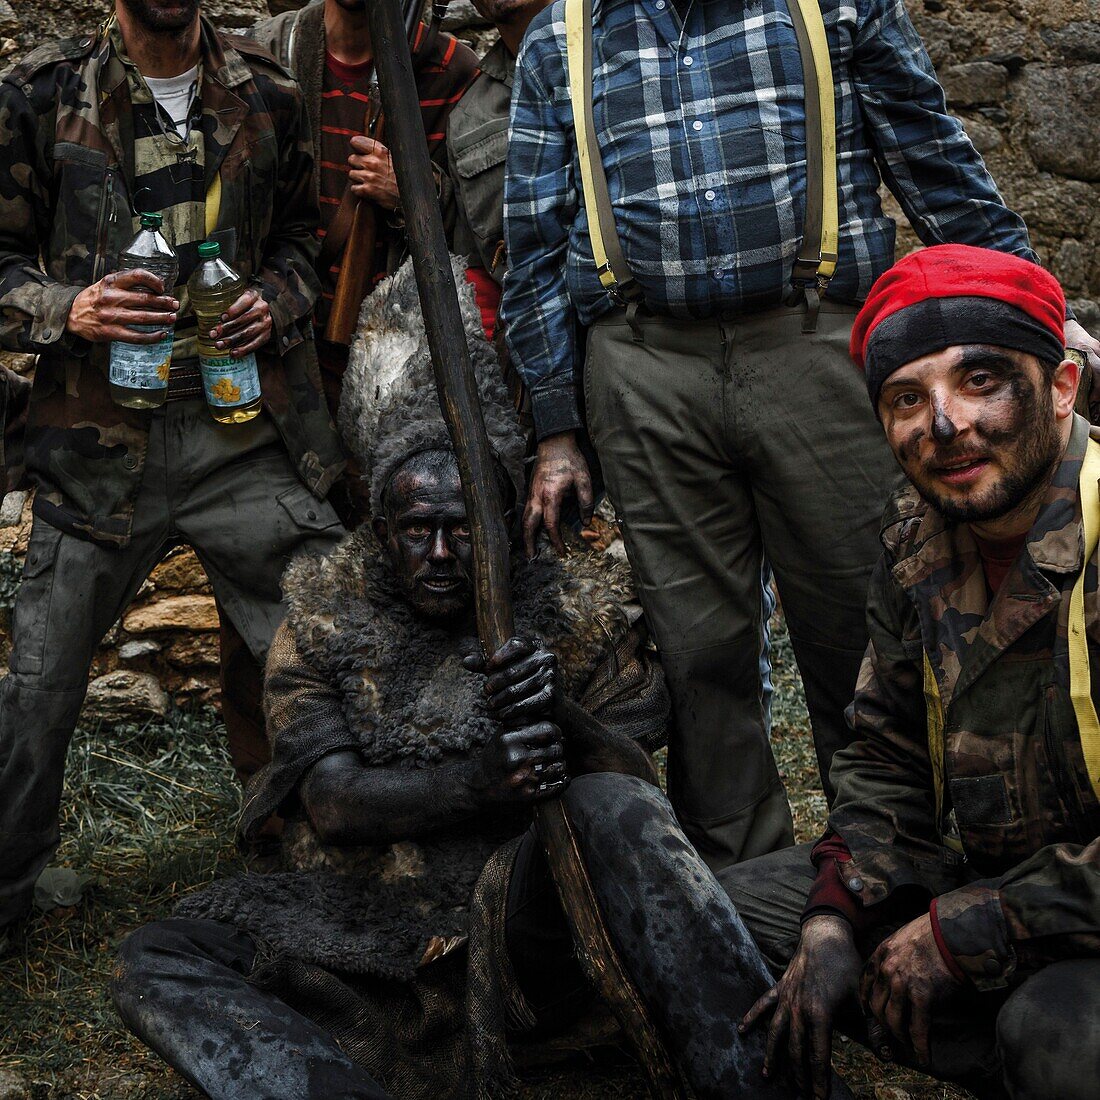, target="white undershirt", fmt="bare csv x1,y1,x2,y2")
144,64,199,135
